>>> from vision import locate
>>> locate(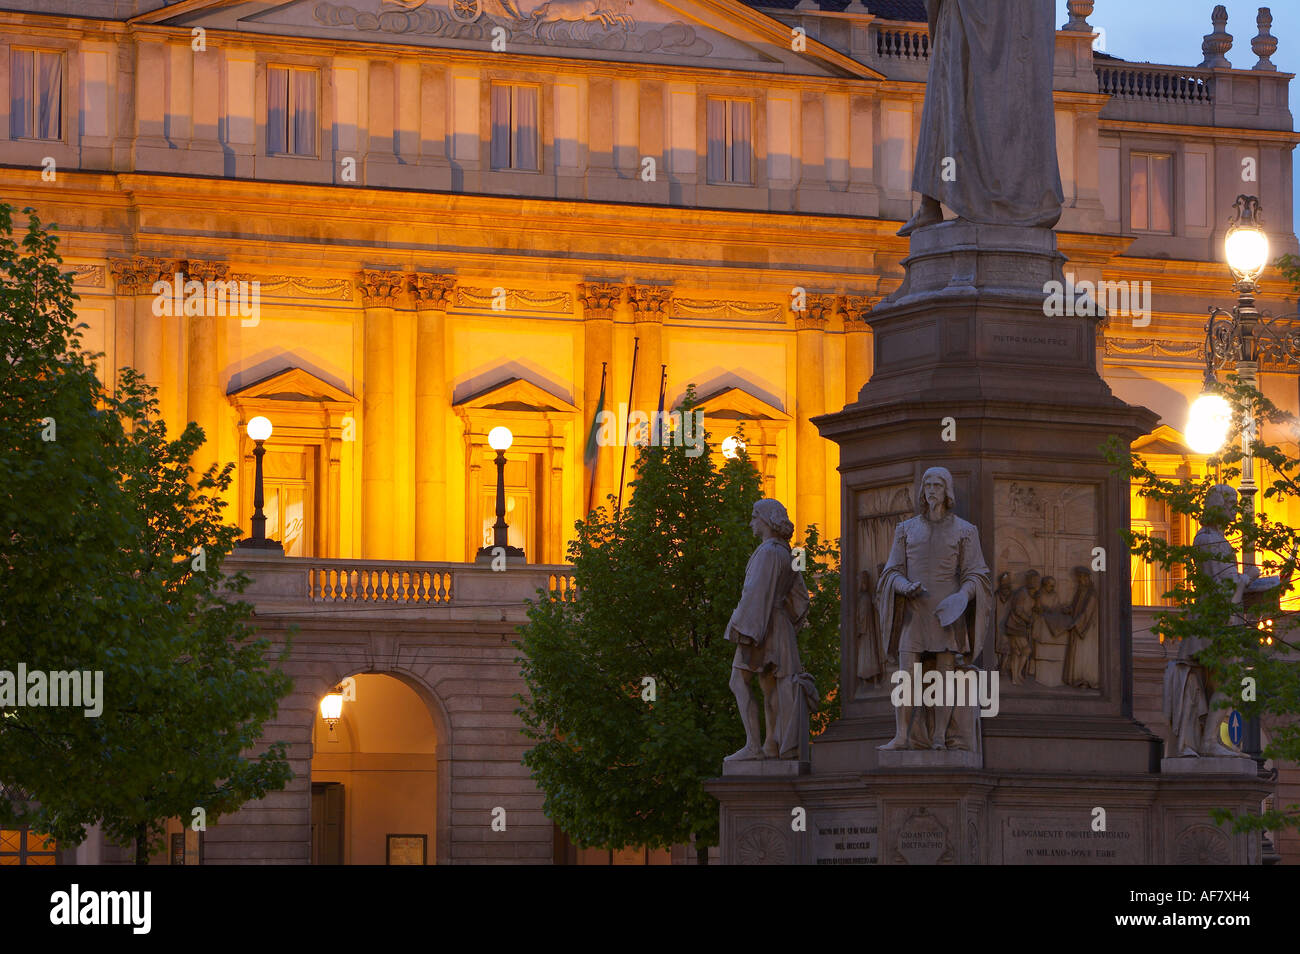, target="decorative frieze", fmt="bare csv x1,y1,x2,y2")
358,269,406,309
579,282,623,320
66,264,106,288
628,284,672,323
454,287,573,313
674,299,785,323
255,275,353,301
410,273,457,311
